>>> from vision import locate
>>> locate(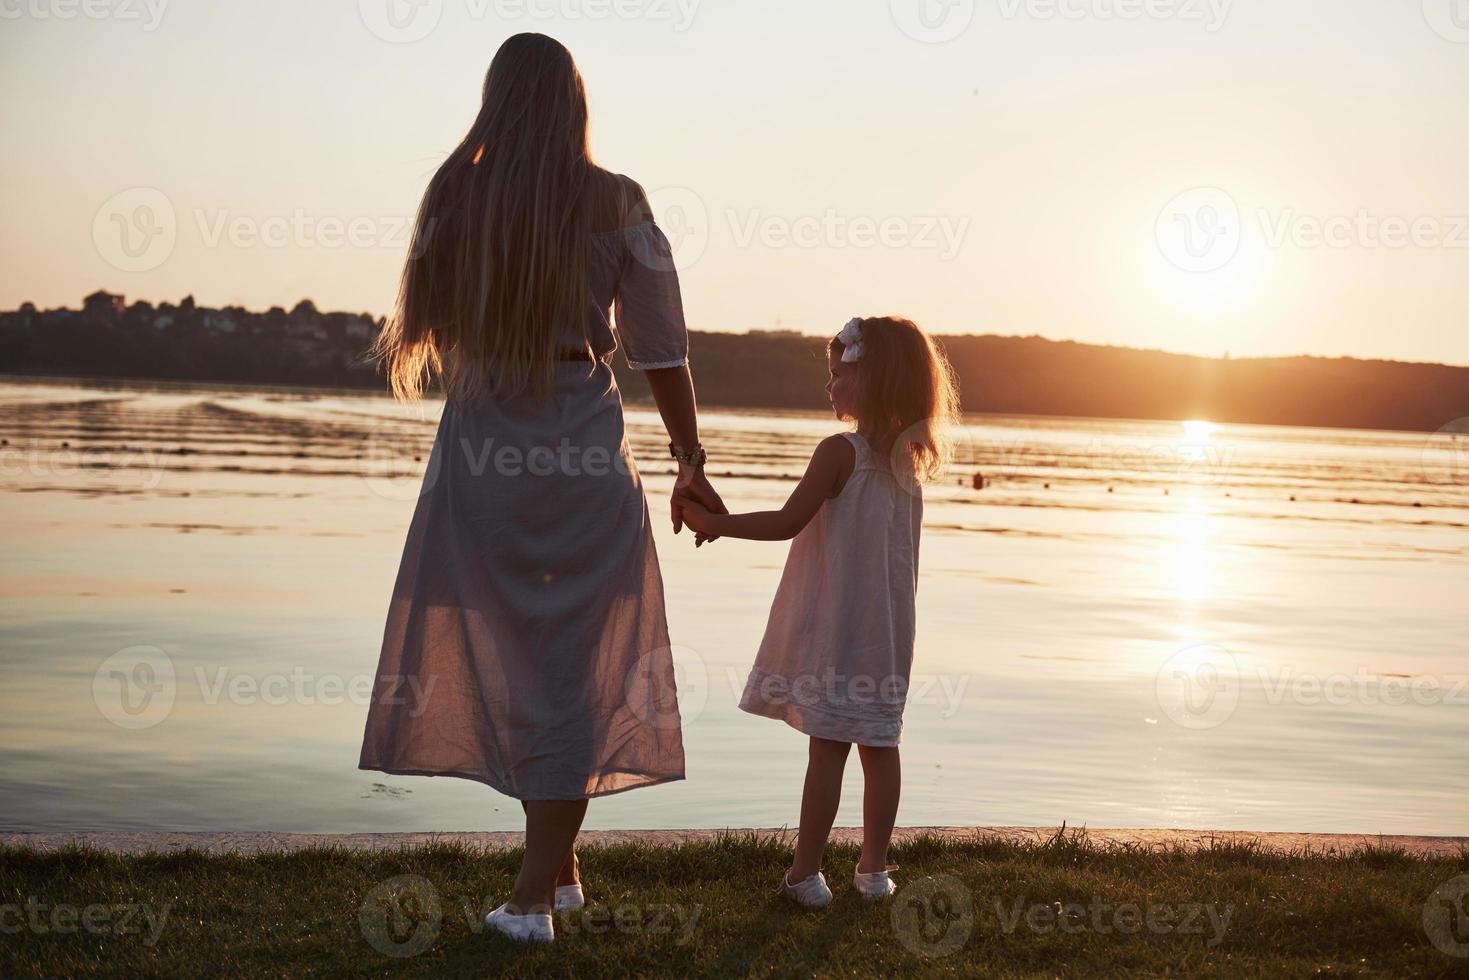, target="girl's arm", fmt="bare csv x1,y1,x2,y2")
682,435,853,541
